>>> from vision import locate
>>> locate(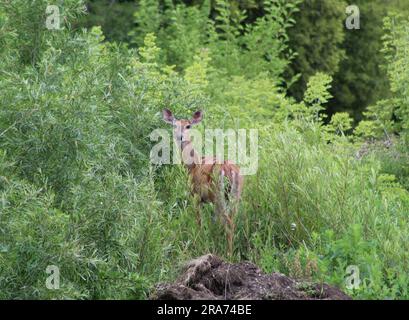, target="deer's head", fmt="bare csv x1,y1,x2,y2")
162,109,203,142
